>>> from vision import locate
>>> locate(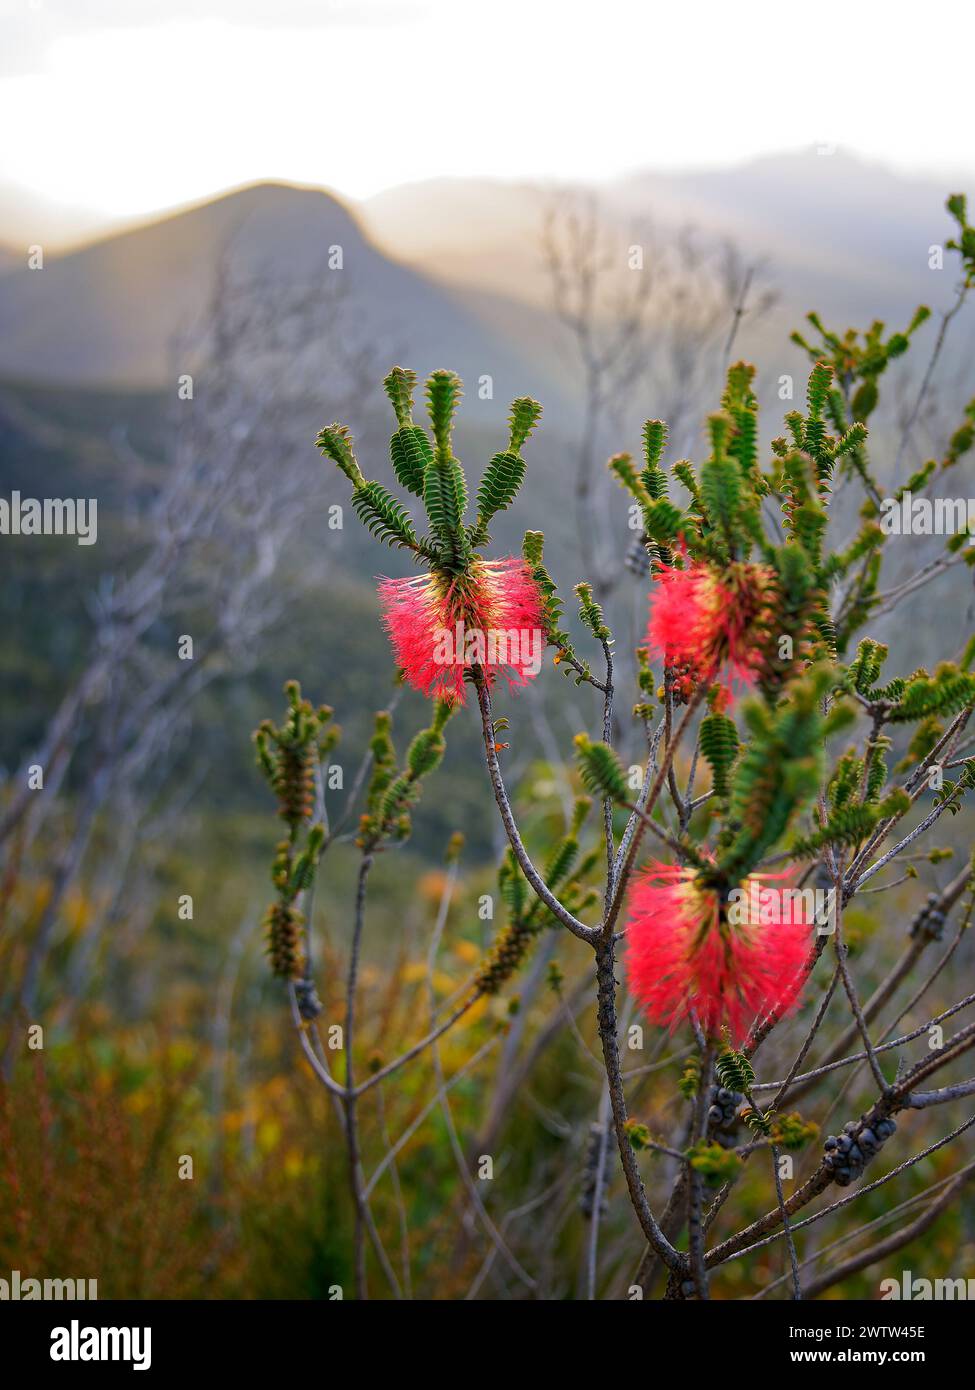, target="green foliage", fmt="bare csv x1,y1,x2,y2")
791,310,931,406
406,725,447,779
828,748,862,809
473,396,542,538
848,638,888,694
834,421,868,459
498,847,529,920
718,665,836,878
790,792,909,859
624,1119,654,1151
635,646,656,700
423,448,470,569
865,736,890,802
476,808,599,995
542,797,590,890
316,421,363,486
384,367,433,497
644,498,685,545
715,1046,755,1095
383,365,418,428
821,522,884,584
886,666,975,724
700,702,739,799
672,459,704,516
372,699,456,837
740,1106,773,1139
943,397,975,469
573,733,628,803
289,823,325,894
608,450,646,501
642,418,668,475
770,1112,820,1151
933,760,975,817
425,368,463,460
894,460,937,500
575,582,611,643
946,192,975,285
475,448,525,532
365,709,397,820
508,396,544,453
608,439,684,570
806,360,833,423
722,361,761,487
327,364,564,576
687,1141,743,1186
522,529,588,674
254,680,336,829
764,540,823,690
893,715,943,773
850,377,878,423
700,449,742,556
475,916,535,994
350,479,420,551
779,450,829,567
690,376,774,561
678,1057,701,1099
542,833,580,892
927,847,955,864
252,682,339,979
476,852,544,995
390,425,434,499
